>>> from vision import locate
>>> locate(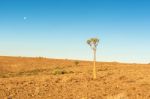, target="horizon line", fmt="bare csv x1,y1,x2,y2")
0,55,149,65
